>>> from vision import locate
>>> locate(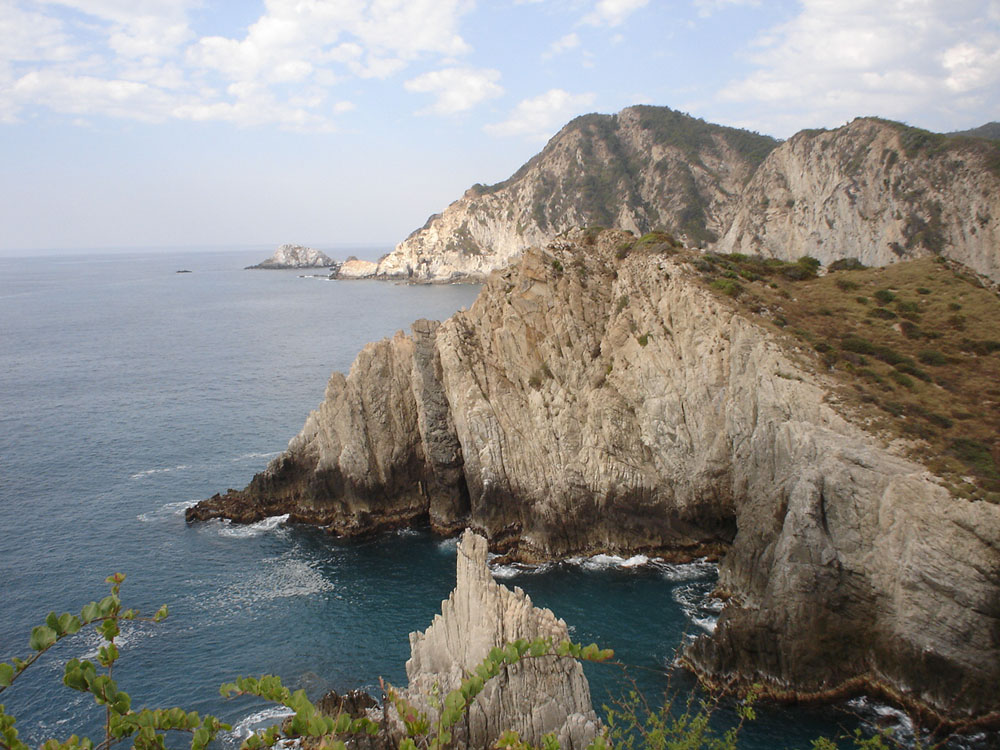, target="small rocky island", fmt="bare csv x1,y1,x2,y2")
246,243,336,270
